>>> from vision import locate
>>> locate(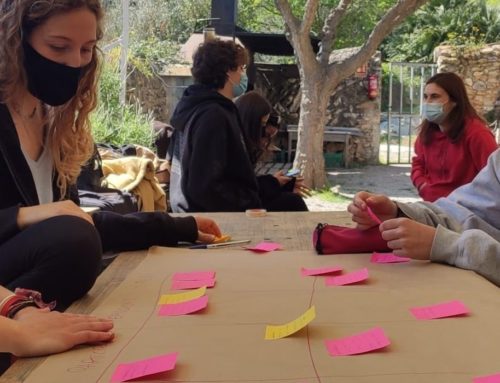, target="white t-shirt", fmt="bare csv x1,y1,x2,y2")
21,144,54,204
